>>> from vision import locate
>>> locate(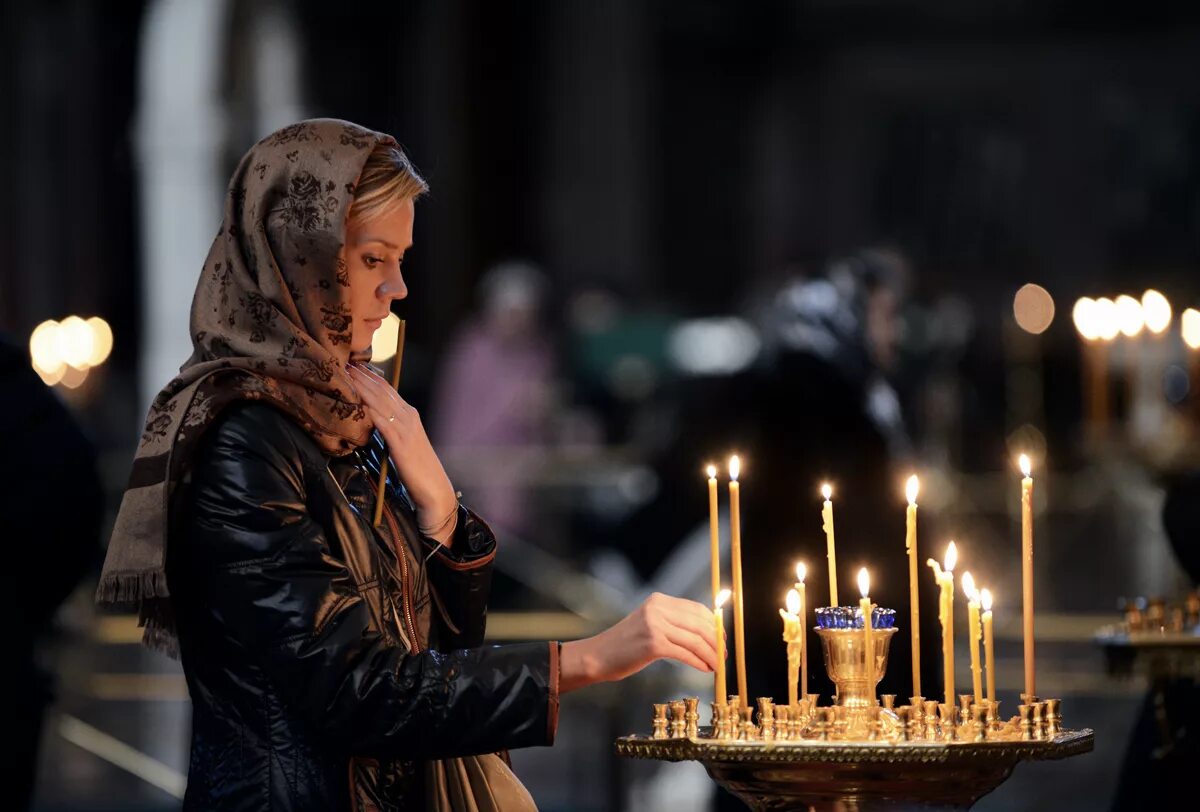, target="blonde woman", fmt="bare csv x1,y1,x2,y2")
97,119,716,810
